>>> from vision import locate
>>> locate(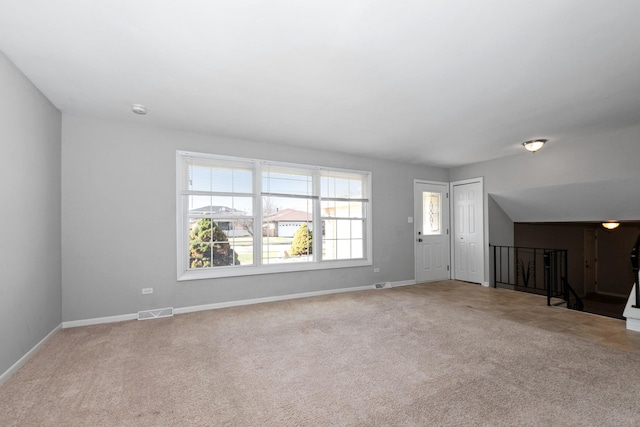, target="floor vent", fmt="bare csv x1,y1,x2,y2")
373,282,392,289
138,307,174,320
